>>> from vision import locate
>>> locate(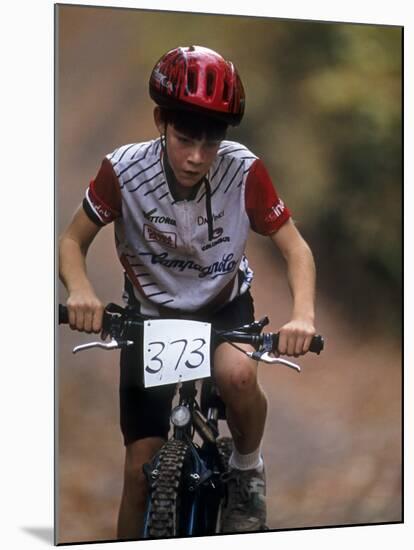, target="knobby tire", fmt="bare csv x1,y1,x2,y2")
146,439,190,538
